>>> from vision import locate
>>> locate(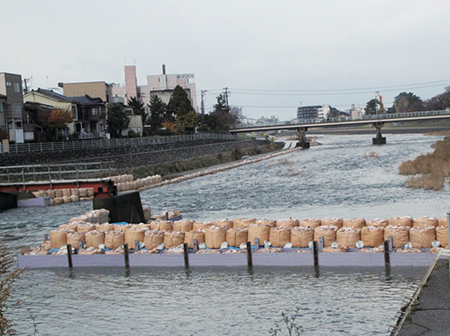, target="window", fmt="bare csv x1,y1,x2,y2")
6,82,11,87
0,103,3,112
14,83,20,93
